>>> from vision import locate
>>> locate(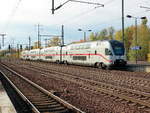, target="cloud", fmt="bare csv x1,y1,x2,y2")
0,0,149,47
